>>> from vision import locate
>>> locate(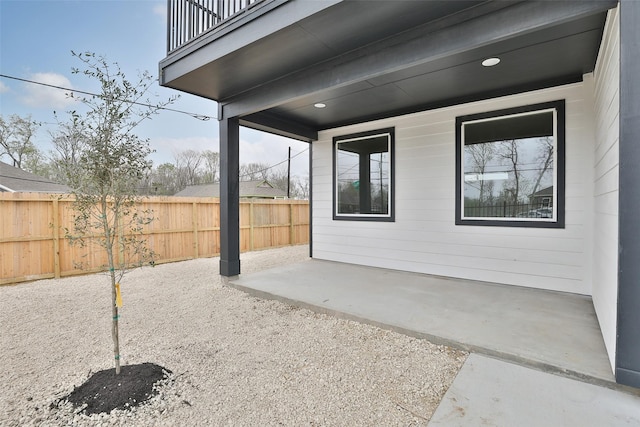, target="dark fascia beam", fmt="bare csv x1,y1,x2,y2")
239,111,317,142
221,0,617,118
